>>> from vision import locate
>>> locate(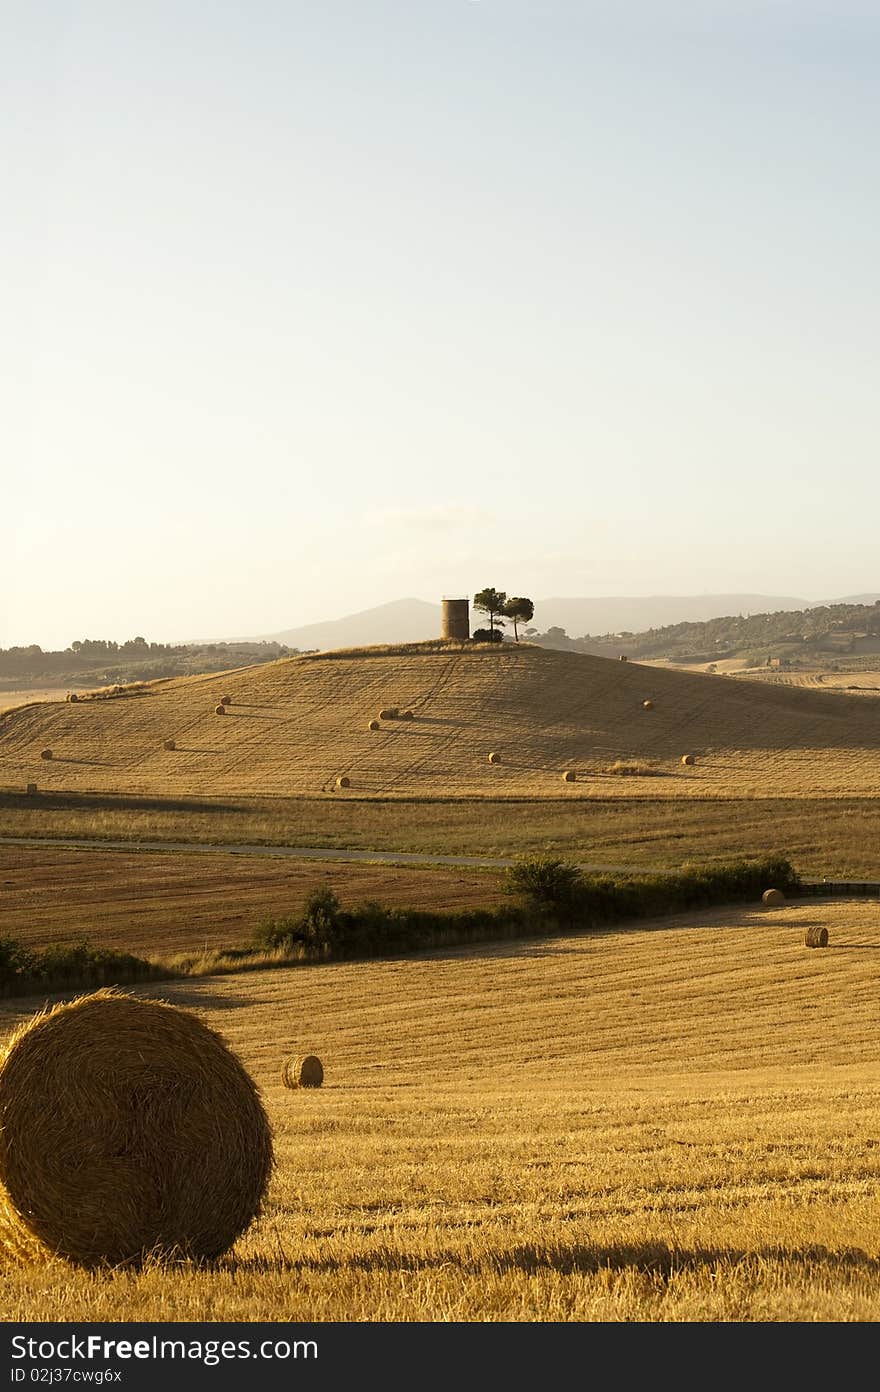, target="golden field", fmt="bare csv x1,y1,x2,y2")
1,896,880,1321
2,643,880,799
0,688,69,713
